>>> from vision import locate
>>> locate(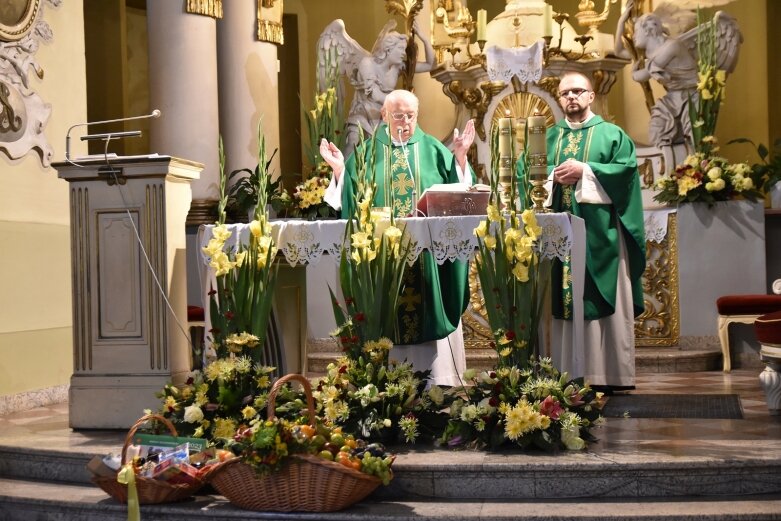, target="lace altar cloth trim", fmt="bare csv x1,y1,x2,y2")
198,213,574,267
486,41,544,84
644,208,676,243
